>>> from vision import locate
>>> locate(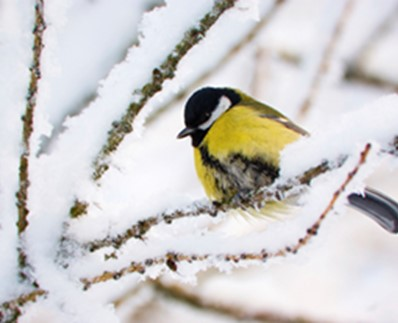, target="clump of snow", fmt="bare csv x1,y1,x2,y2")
281,94,398,179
